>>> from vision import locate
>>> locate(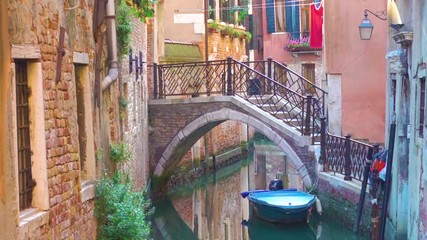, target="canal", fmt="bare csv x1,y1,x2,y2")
152,139,369,240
